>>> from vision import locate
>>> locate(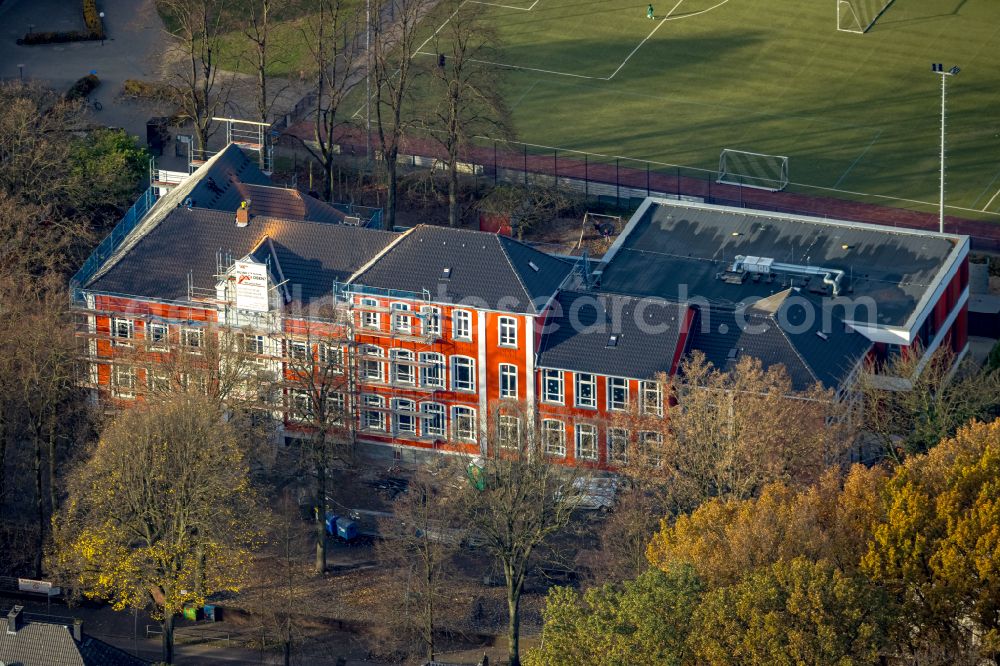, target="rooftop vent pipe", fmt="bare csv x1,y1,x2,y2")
730,255,845,296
